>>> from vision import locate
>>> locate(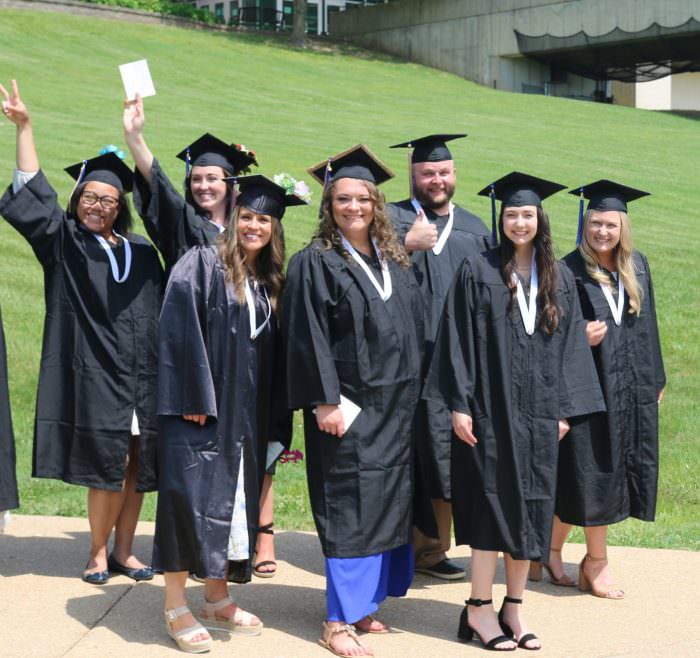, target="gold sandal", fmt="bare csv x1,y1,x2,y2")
578,554,624,599
319,621,374,657
529,548,577,586
199,595,263,635
164,606,212,654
